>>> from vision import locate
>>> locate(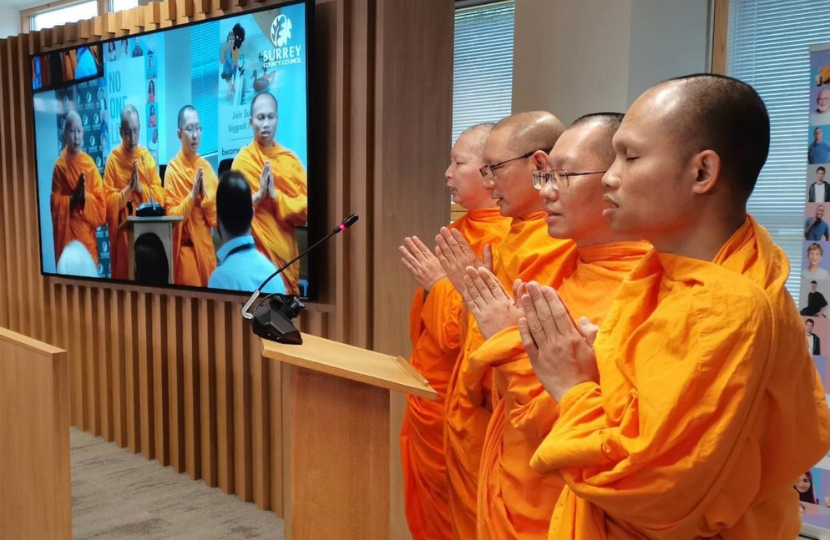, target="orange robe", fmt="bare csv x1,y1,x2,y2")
469,242,650,540
103,145,165,280
531,216,830,540
400,207,511,540
50,148,107,265
231,141,307,295
444,211,577,540
163,151,218,287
